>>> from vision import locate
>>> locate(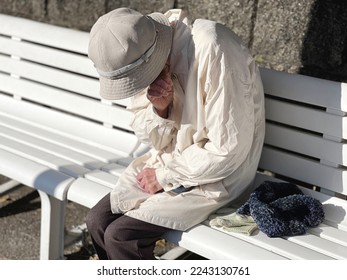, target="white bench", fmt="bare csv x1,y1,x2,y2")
1,14,347,260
